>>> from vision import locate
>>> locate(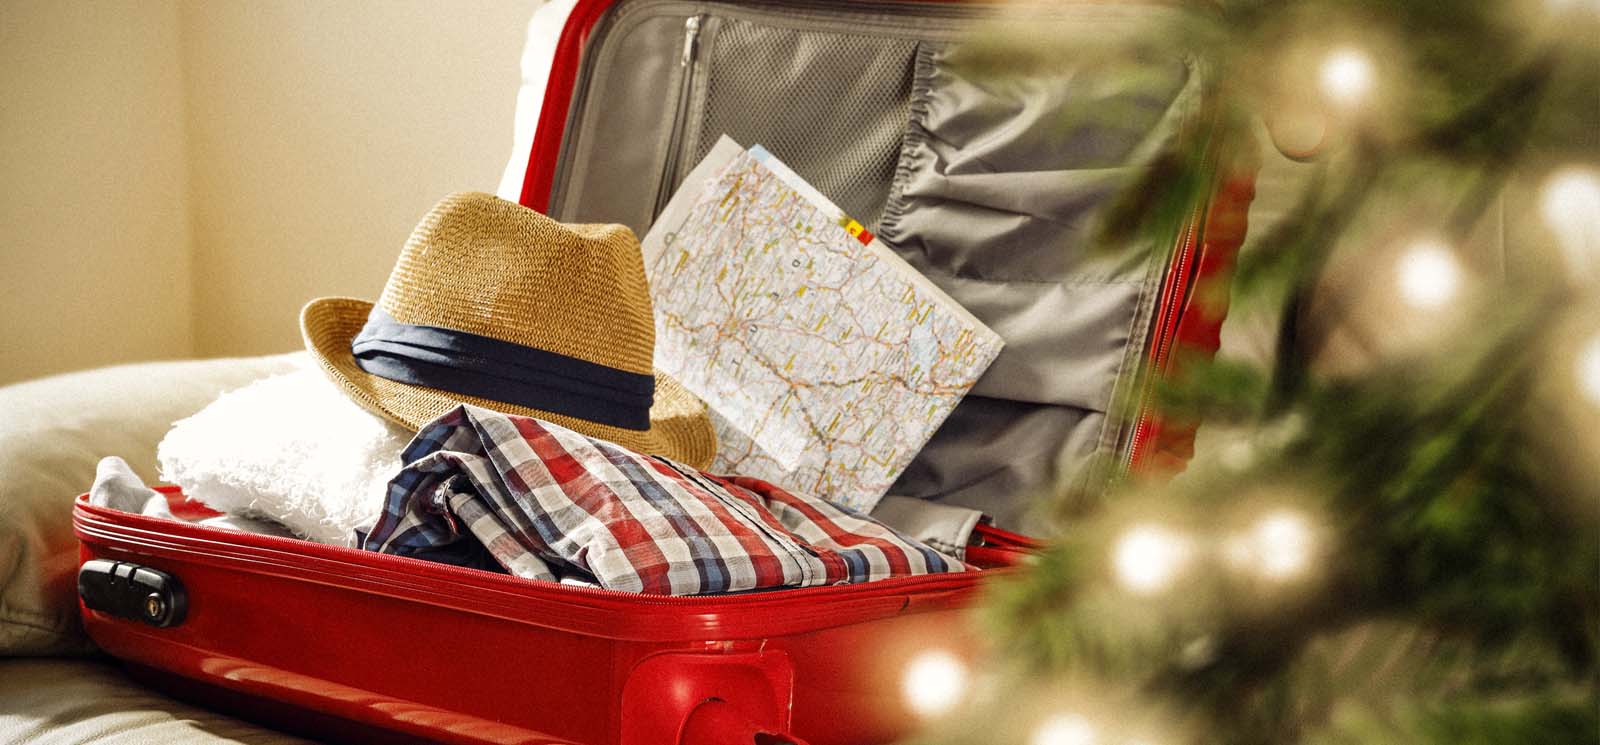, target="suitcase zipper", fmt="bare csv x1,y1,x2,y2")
1125,198,1206,471
651,14,705,219
75,495,988,613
